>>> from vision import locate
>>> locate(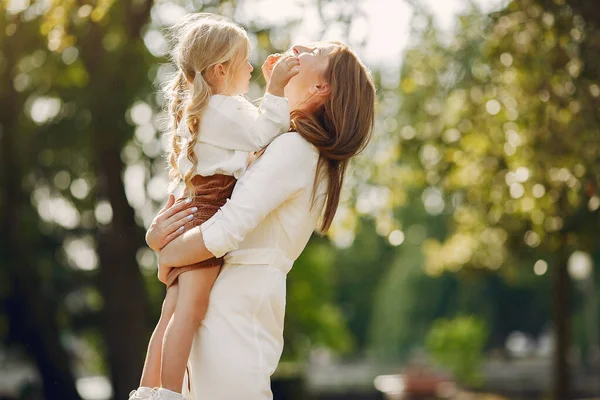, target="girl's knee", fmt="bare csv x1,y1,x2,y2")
176,269,216,325
186,292,210,326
